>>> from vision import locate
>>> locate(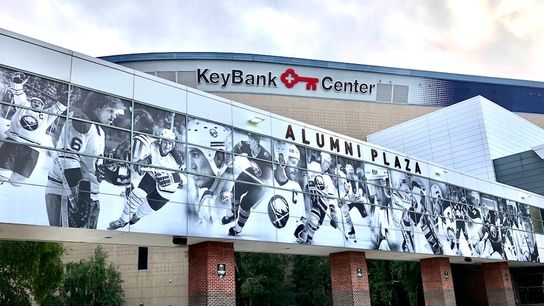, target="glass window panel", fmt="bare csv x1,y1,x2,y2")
233,155,273,188
69,87,131,129
272,140,306,170
306,148,336,177
0,104,64,149
233,129,272,162
186,117,232,153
